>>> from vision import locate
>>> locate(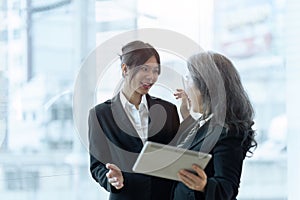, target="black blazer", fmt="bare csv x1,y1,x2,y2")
89,93,180,200
172,119,248,200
